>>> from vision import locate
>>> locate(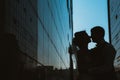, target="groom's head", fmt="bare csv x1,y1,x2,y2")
91,26,105,43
